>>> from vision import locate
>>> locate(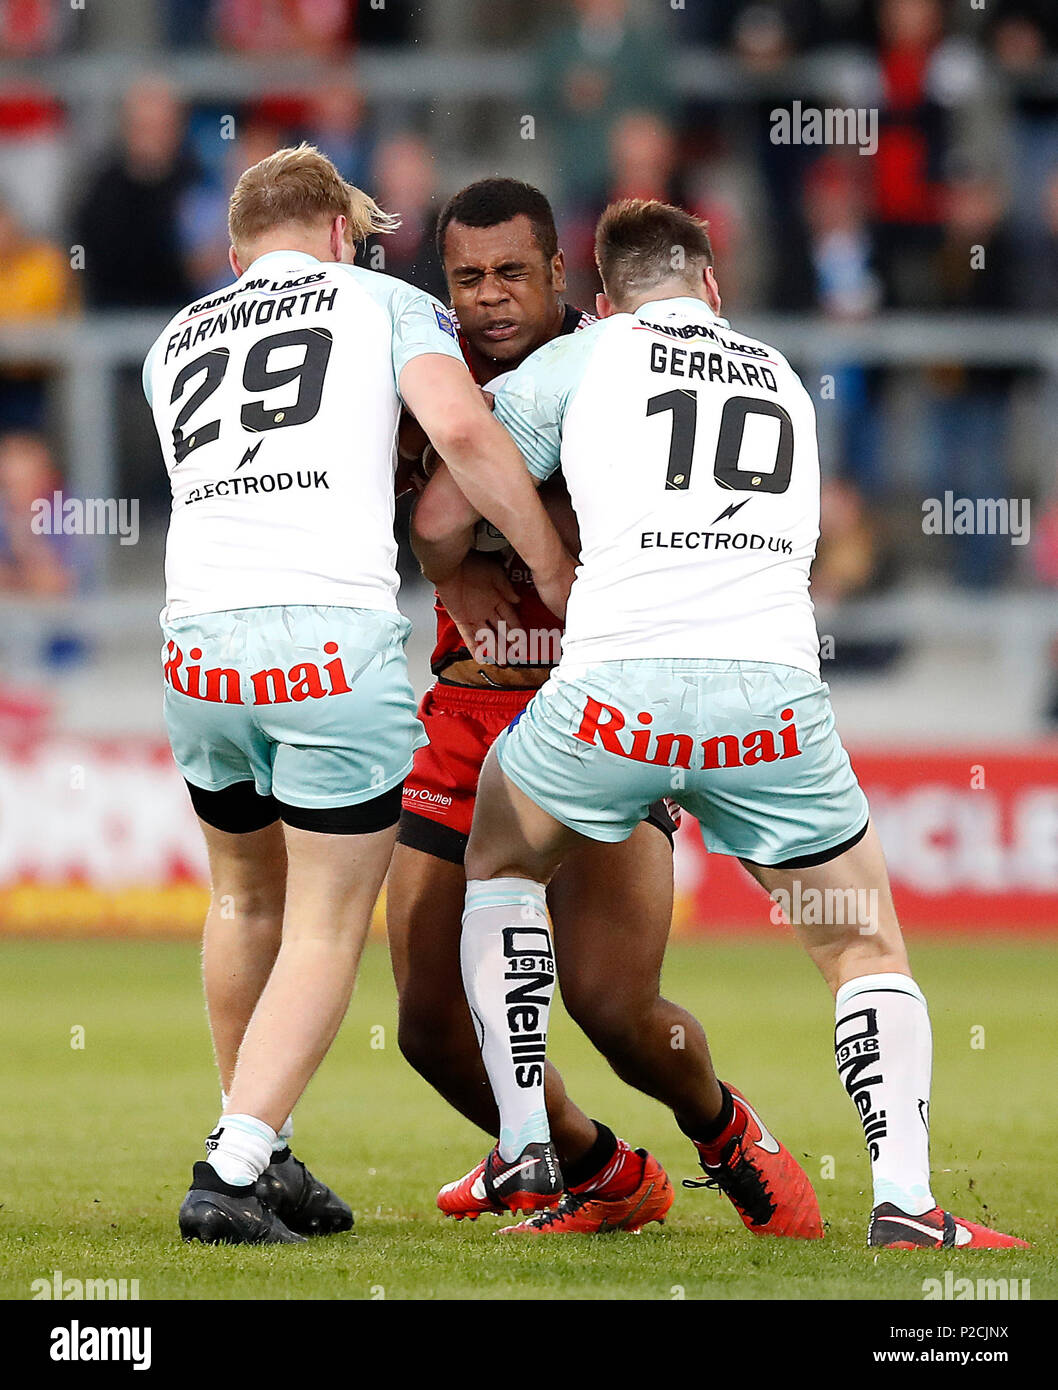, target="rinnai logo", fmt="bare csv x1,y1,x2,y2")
575,698,801,771
502,925,555,1090
49,1321,151,1371
32,1270,140,1301
163,640,353,706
